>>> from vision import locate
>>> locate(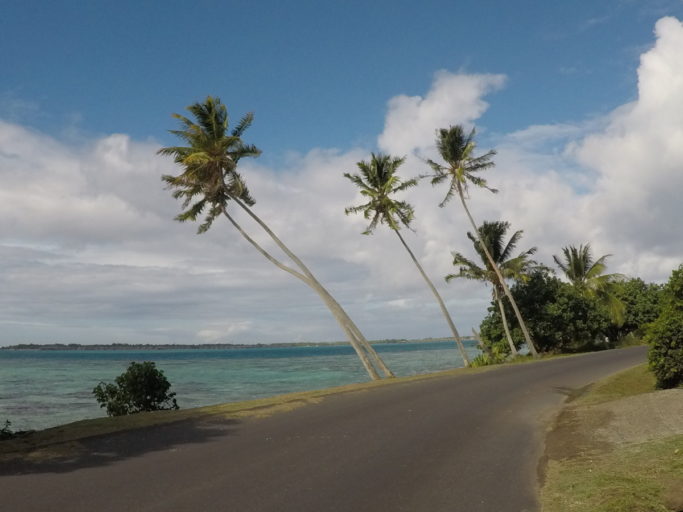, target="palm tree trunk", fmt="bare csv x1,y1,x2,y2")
494,287,518,356
221,209,383,380
394,230,470,367
229,196,394,378
456,186,539,357
224,202,394,380
472,327,492,357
